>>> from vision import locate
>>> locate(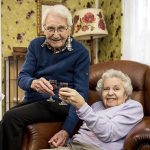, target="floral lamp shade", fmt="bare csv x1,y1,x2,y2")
73,8,108,40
